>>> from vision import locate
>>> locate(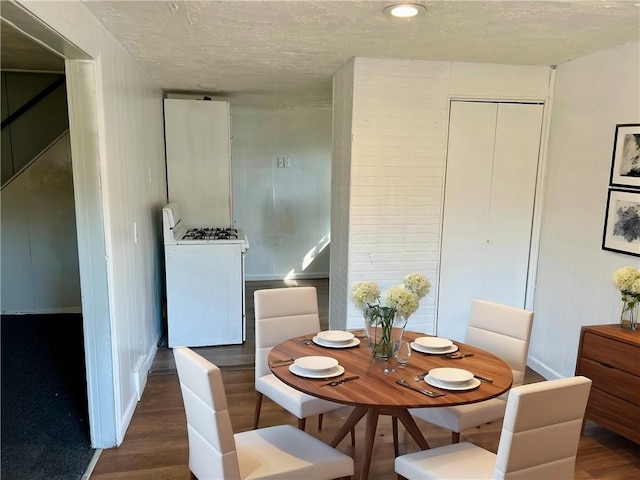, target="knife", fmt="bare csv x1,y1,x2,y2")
445,352,475,359
269,357,294,366
473,374,494,383
321,375,359,387
396,379,446,397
